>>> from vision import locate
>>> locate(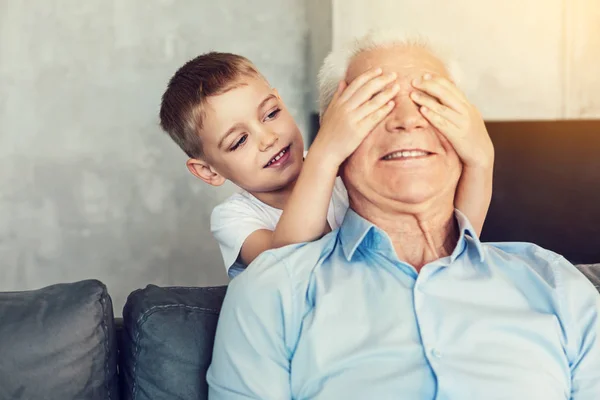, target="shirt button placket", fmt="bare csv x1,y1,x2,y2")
414,276,441,367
